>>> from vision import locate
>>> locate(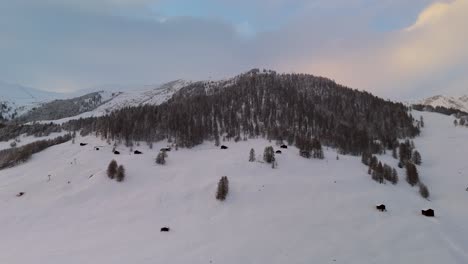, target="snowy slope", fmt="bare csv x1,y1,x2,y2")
93,80,190,114
42,80,190,124
0,132,69,151
420,95,468,112
0,111,467,263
